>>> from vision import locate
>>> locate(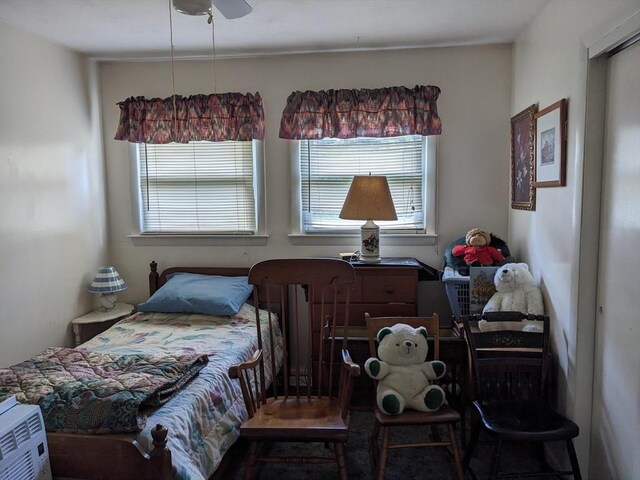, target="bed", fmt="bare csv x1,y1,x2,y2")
8,262,285,480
